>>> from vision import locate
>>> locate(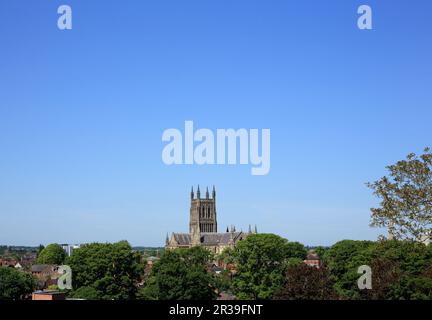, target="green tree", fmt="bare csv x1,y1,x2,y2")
36,244,45,257
324,239,432,300
67,241,143,300
139,246,217,300
367,148,432,241
36,243,66,265
285,242,308,260
314,246,327,259
231,233,295,299
370,240,432,300
0,267,36,300
70,286,101,300
323,240,375,299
